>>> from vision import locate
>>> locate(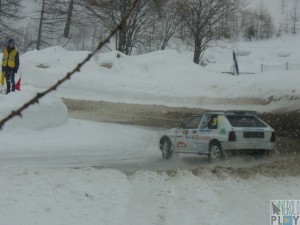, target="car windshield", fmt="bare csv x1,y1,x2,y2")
183,116,203,129
226,115,267,127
